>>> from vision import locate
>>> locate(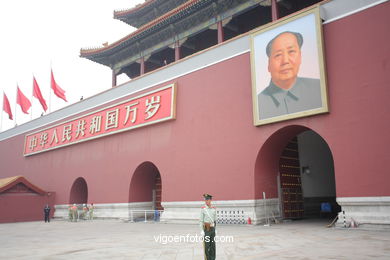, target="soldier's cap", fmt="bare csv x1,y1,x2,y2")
203,193,212,200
